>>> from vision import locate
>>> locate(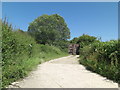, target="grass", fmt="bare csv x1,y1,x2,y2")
2,21,69,88
2,45,68,88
